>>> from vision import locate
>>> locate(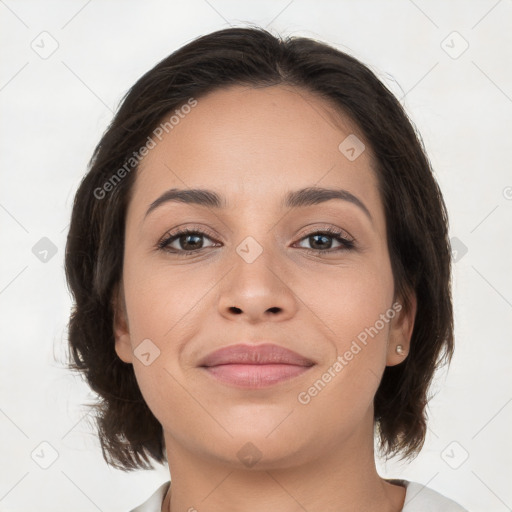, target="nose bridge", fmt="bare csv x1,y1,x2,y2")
227,202,282,270
217,230,297,322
